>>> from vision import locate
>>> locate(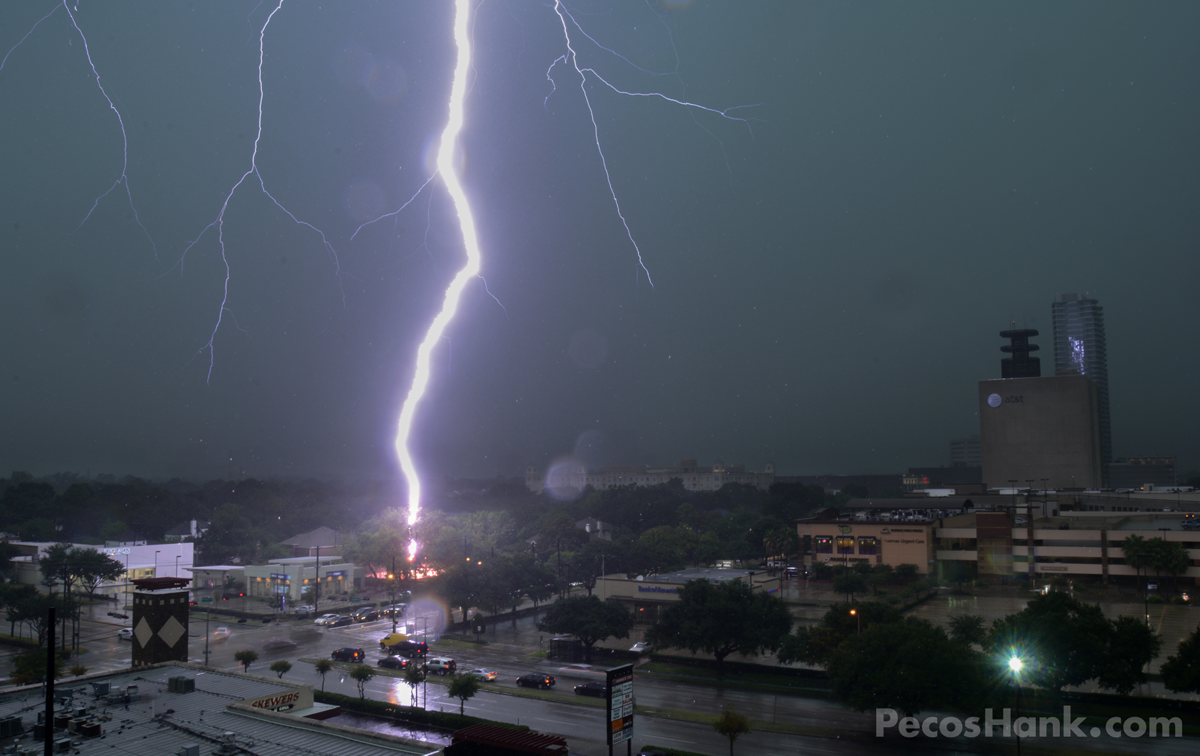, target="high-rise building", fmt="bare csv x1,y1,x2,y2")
1051,294,1111,467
